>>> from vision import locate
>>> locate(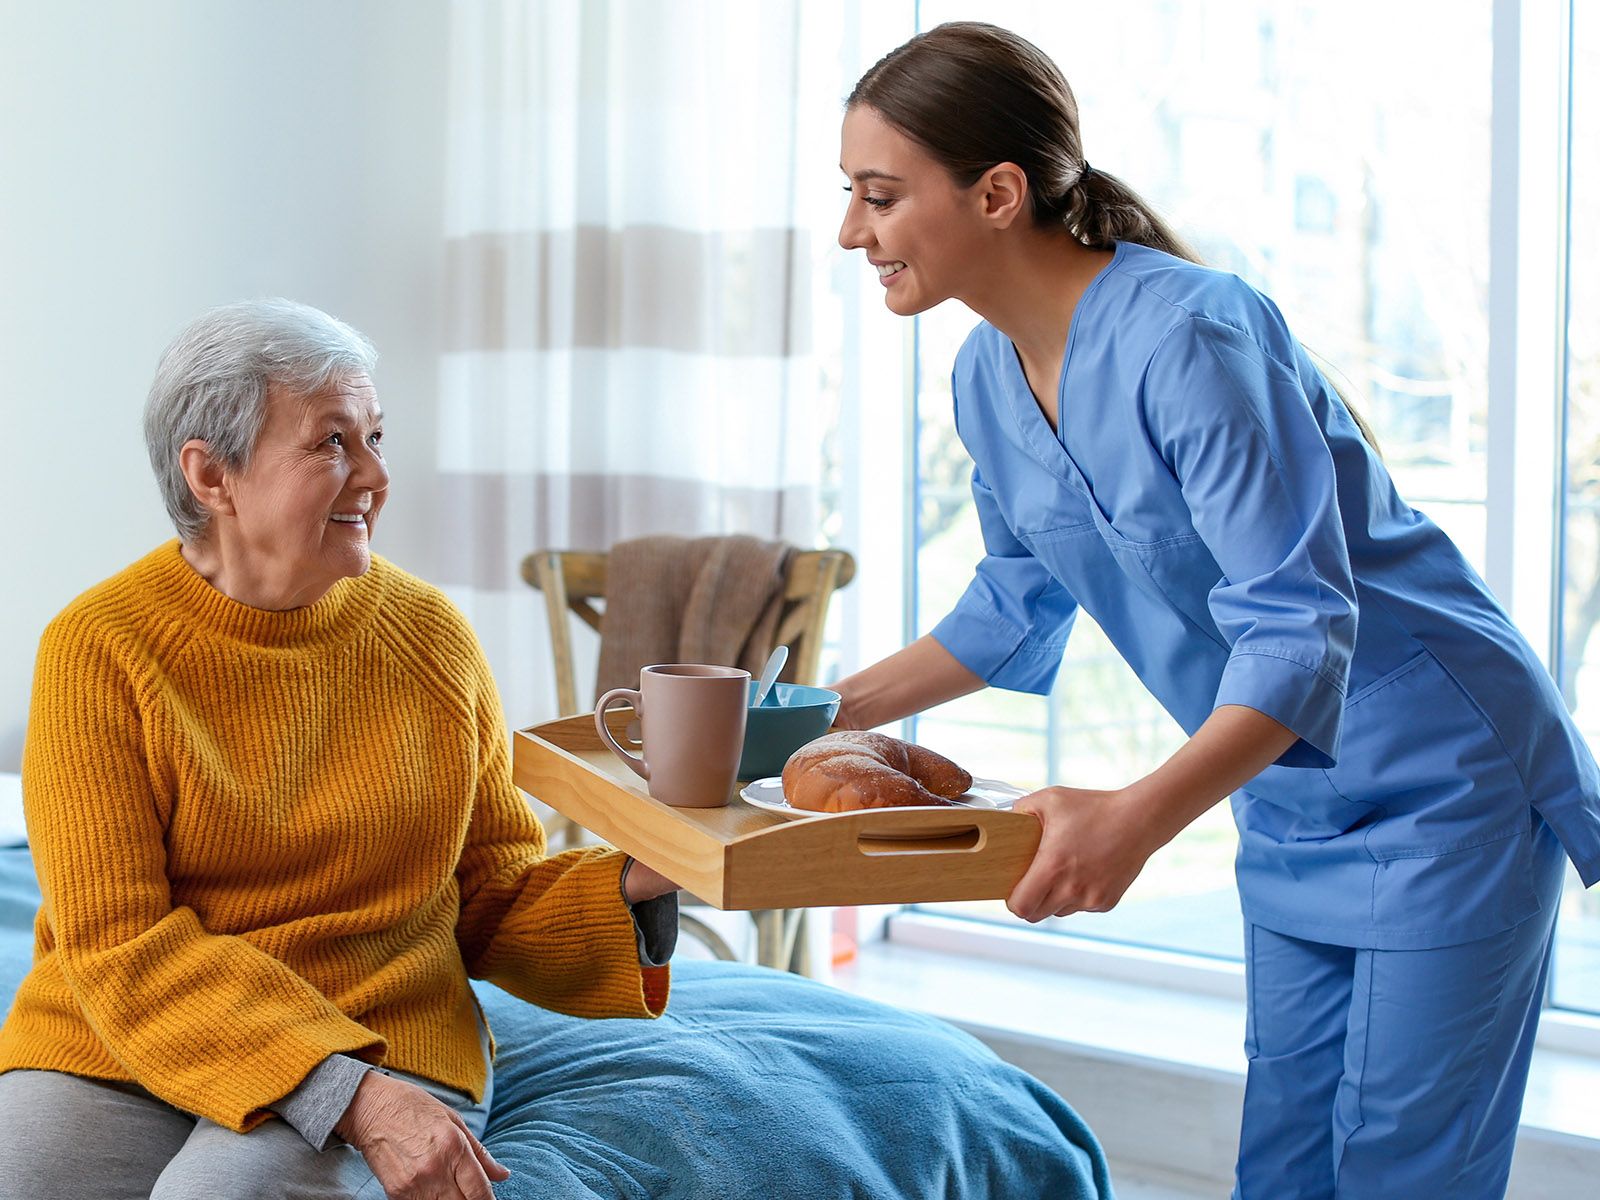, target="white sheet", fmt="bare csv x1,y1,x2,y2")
0,773,23,846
